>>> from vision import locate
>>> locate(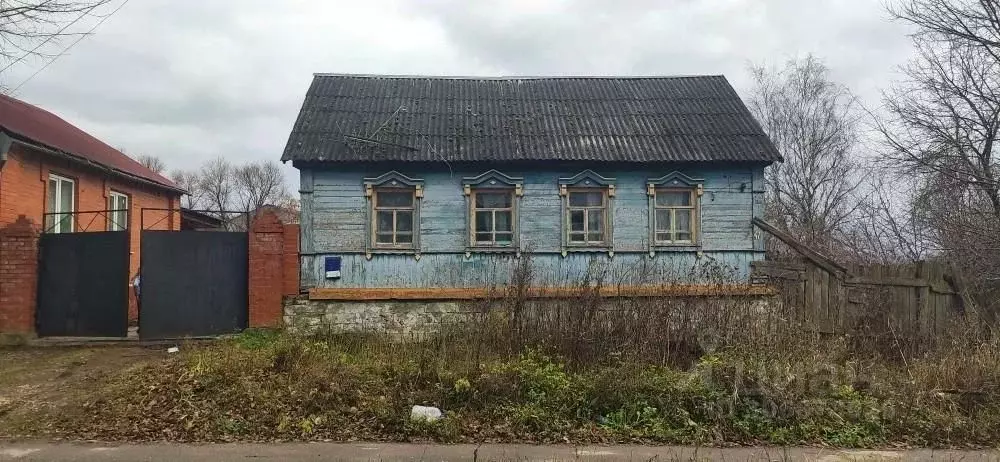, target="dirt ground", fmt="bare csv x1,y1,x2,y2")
0,346,164,436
